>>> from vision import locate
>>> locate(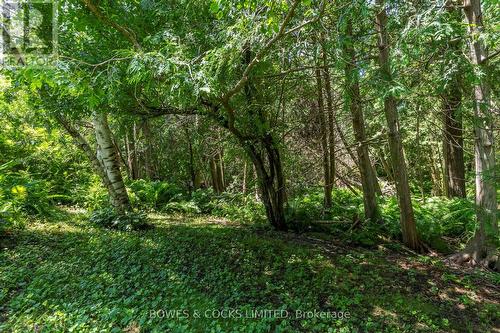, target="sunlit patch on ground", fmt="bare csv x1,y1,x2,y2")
1,211,499,332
